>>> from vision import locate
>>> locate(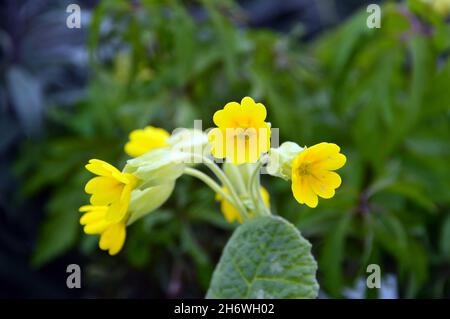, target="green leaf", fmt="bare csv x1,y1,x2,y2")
407,35,434,130
206,215,319,299
32,208,79,268
440,215,450,259
319,213,351,297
